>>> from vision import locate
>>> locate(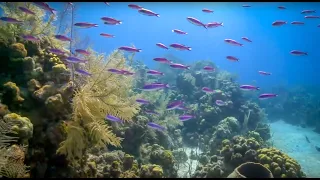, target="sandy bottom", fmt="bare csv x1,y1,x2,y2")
270,120,320,178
